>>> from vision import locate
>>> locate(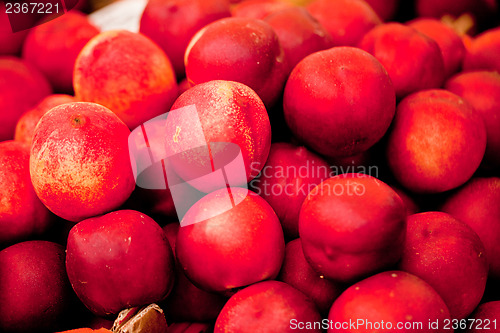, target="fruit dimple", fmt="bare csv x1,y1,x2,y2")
70,114,87,128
